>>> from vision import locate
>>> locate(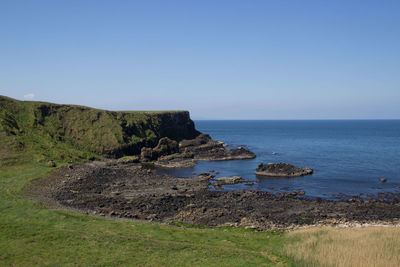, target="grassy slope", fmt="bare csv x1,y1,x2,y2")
0,161,292,266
